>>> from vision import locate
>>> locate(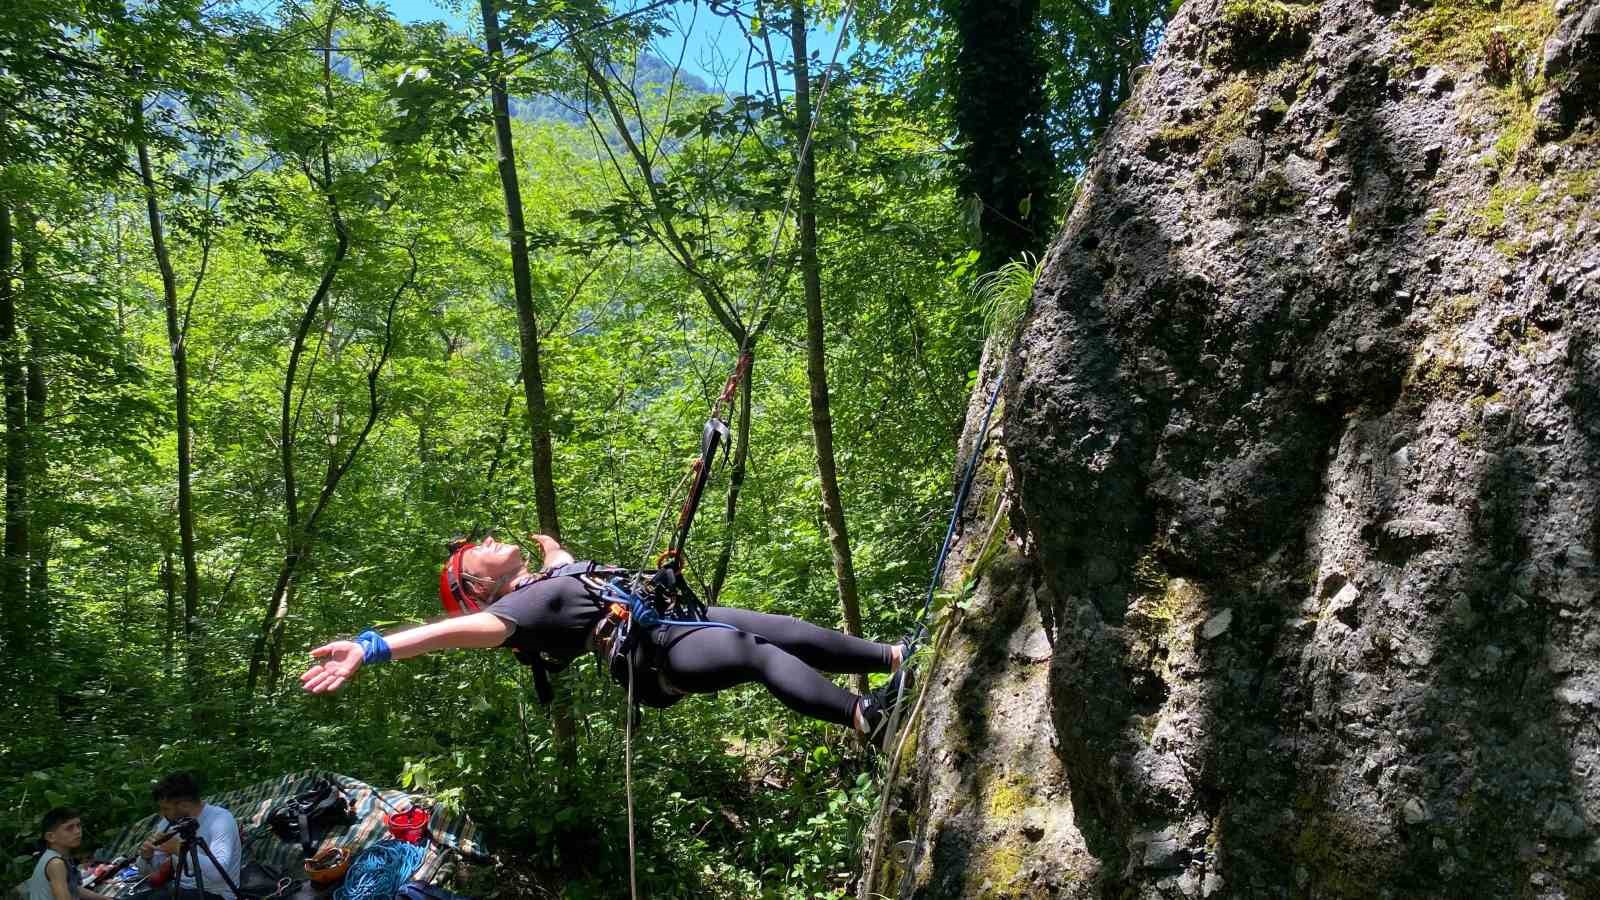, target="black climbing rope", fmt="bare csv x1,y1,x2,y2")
861,354,1010,899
